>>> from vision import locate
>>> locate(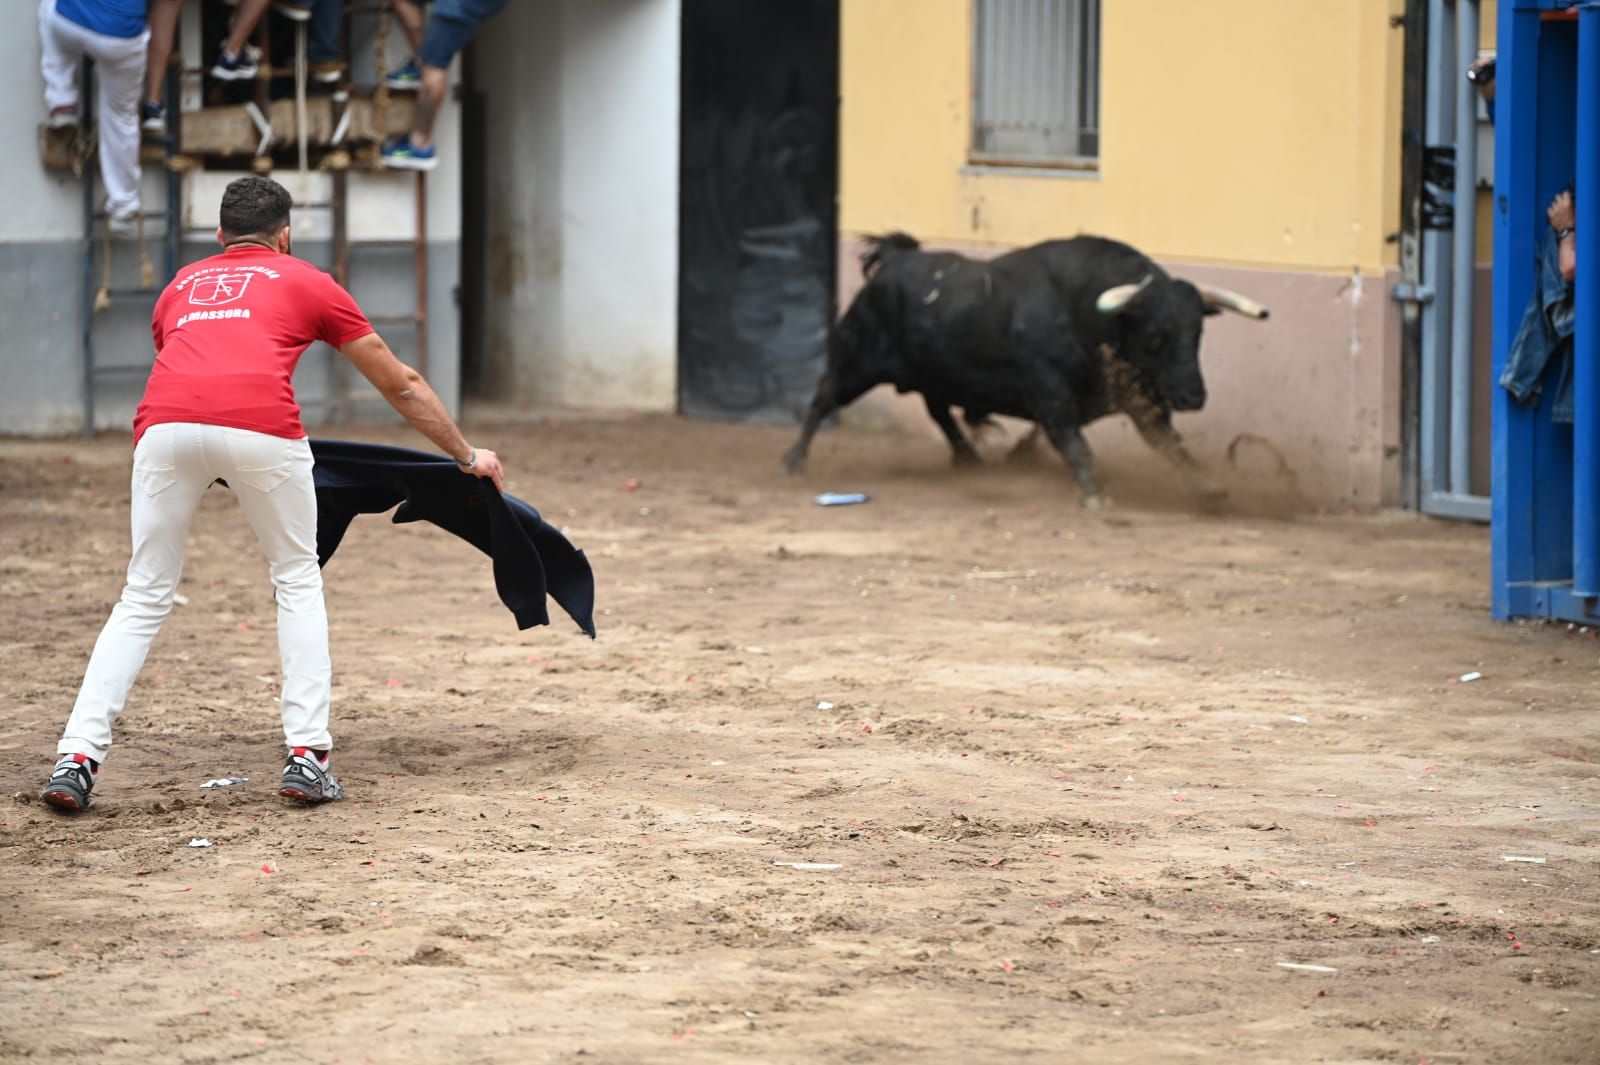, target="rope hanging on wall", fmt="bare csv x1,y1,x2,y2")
94,221,111,313
138,213,155,290
372,5,392,169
